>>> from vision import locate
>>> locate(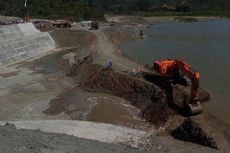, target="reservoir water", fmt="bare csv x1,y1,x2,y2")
121,19,230,125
